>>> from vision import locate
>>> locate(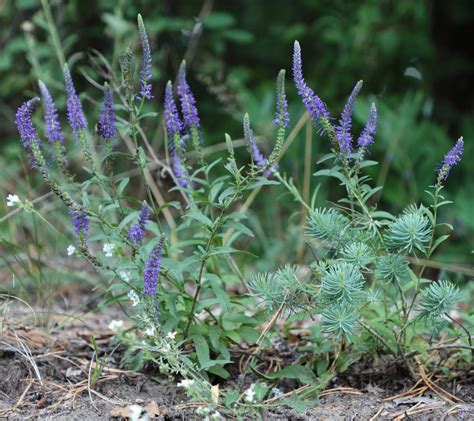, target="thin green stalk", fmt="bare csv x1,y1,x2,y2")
40,0,66,68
